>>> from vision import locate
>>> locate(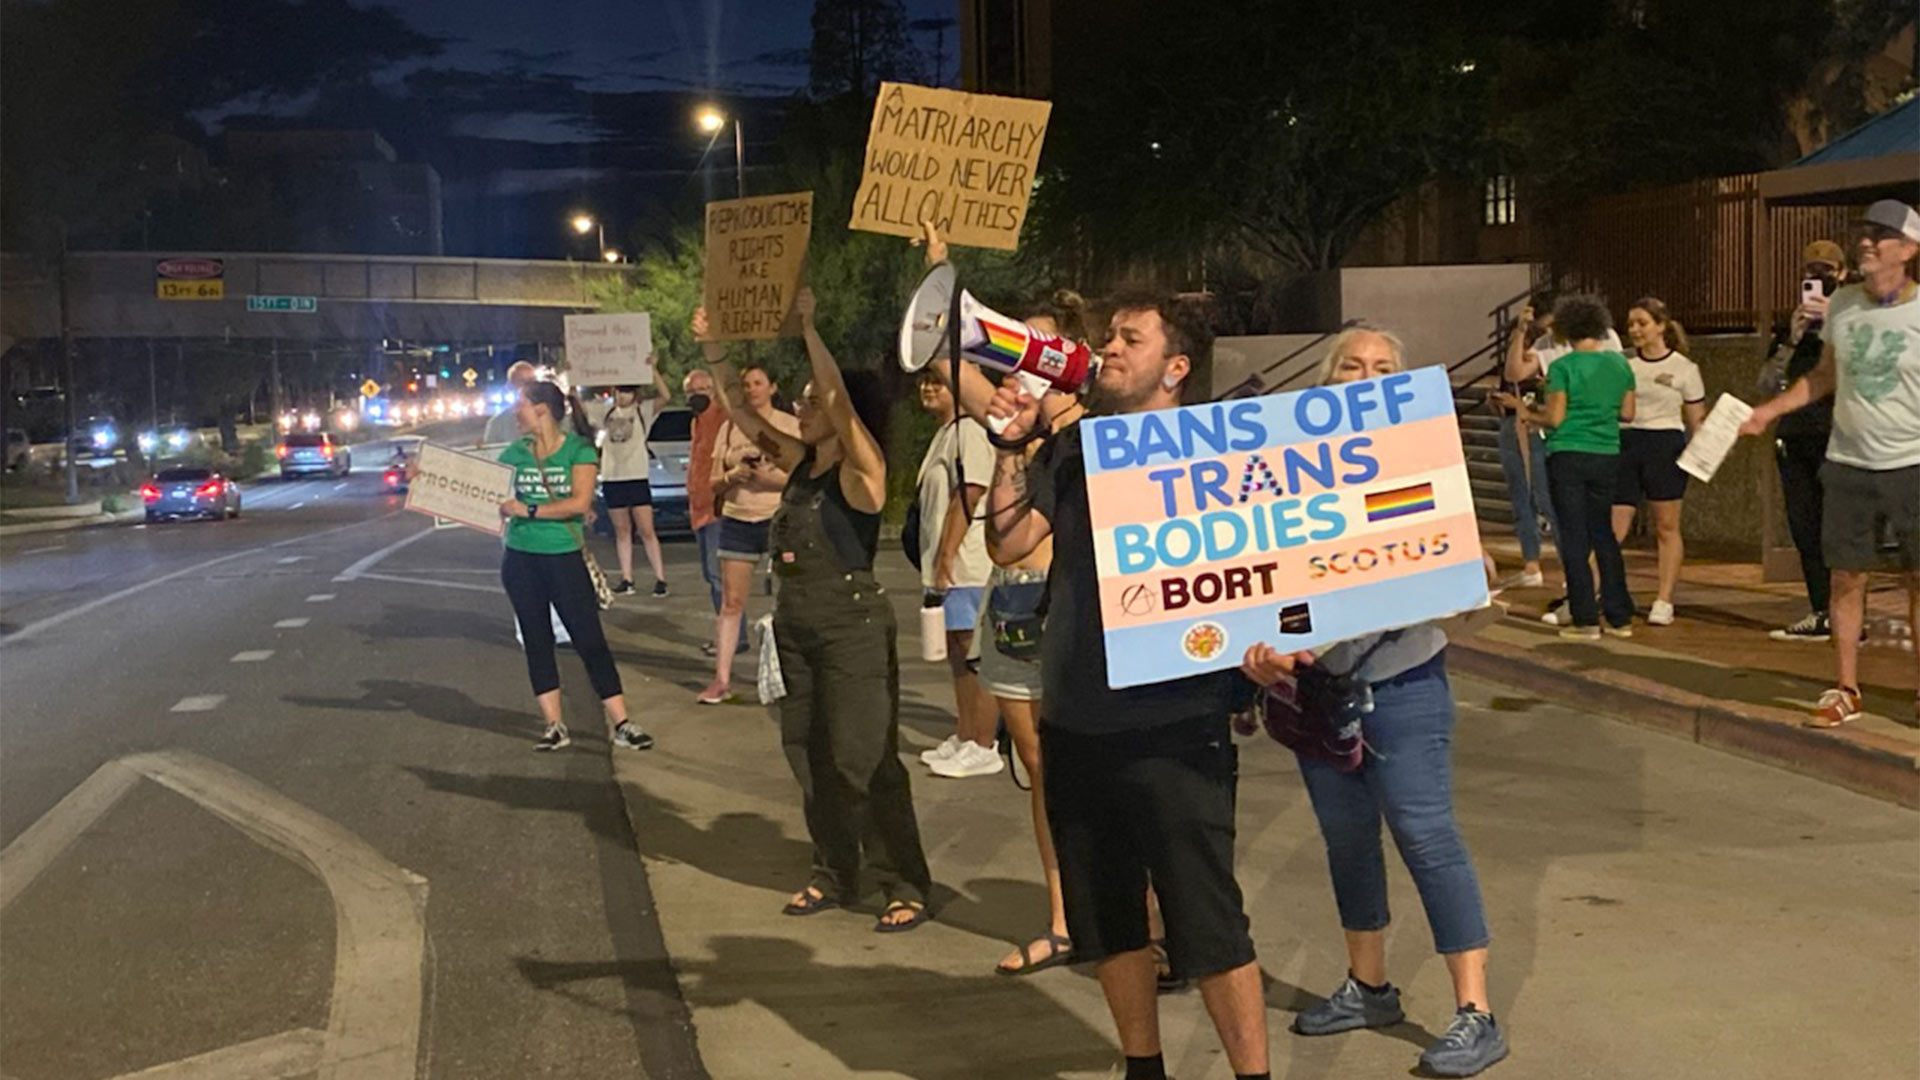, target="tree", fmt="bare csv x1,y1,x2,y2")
1028,0,1494,282
808,0,921,101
